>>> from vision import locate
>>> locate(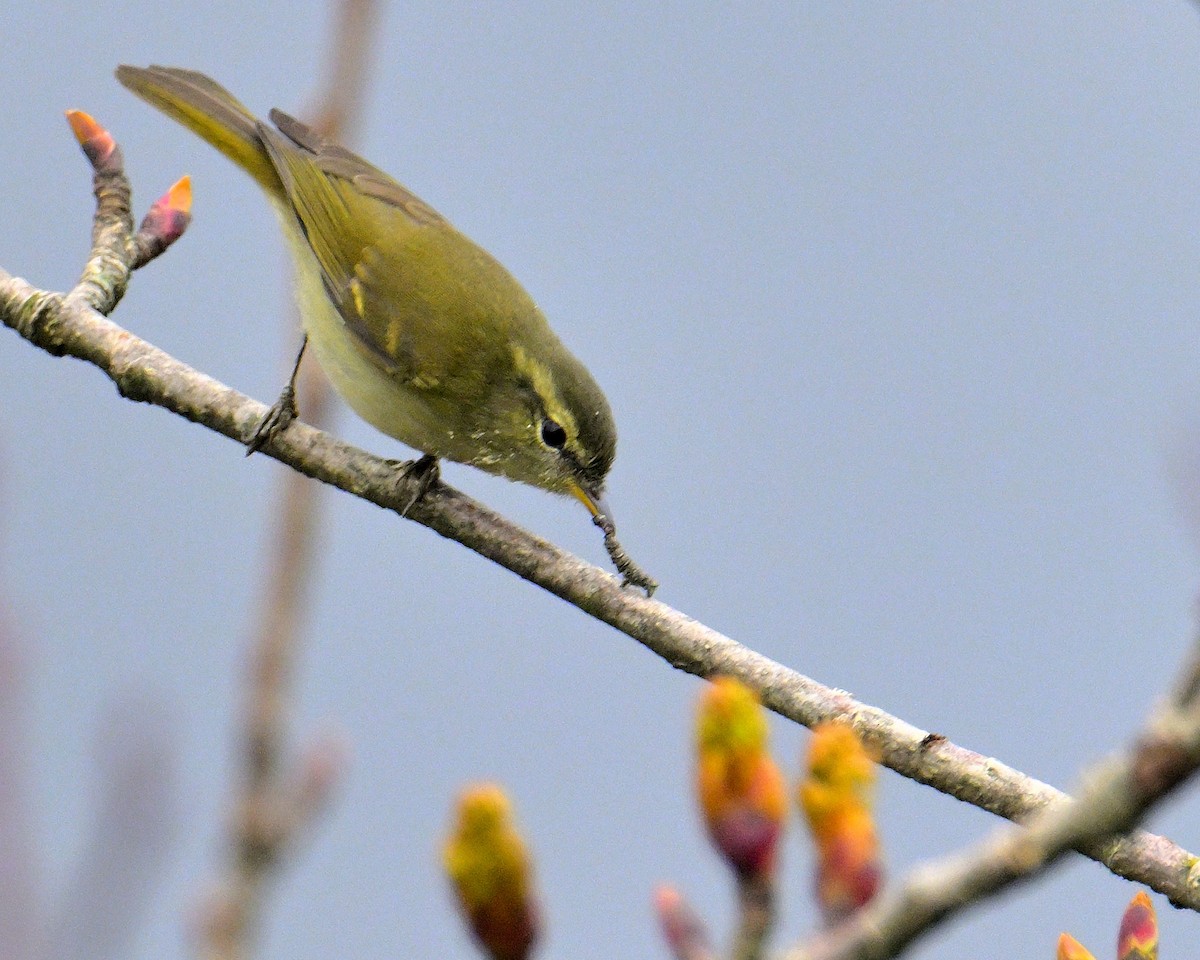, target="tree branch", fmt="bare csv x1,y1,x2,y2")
788,635,1200,960
5,104,1200,914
